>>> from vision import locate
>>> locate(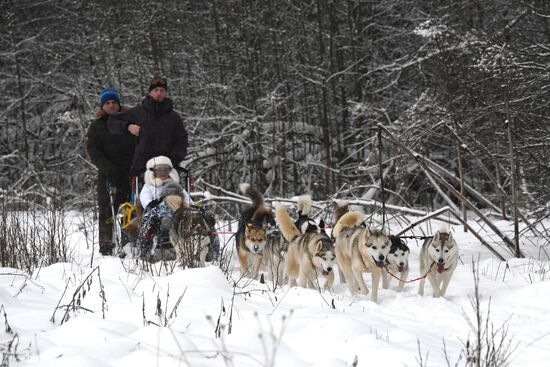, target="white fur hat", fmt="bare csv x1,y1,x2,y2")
146,155,173,170
144,155,179,187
